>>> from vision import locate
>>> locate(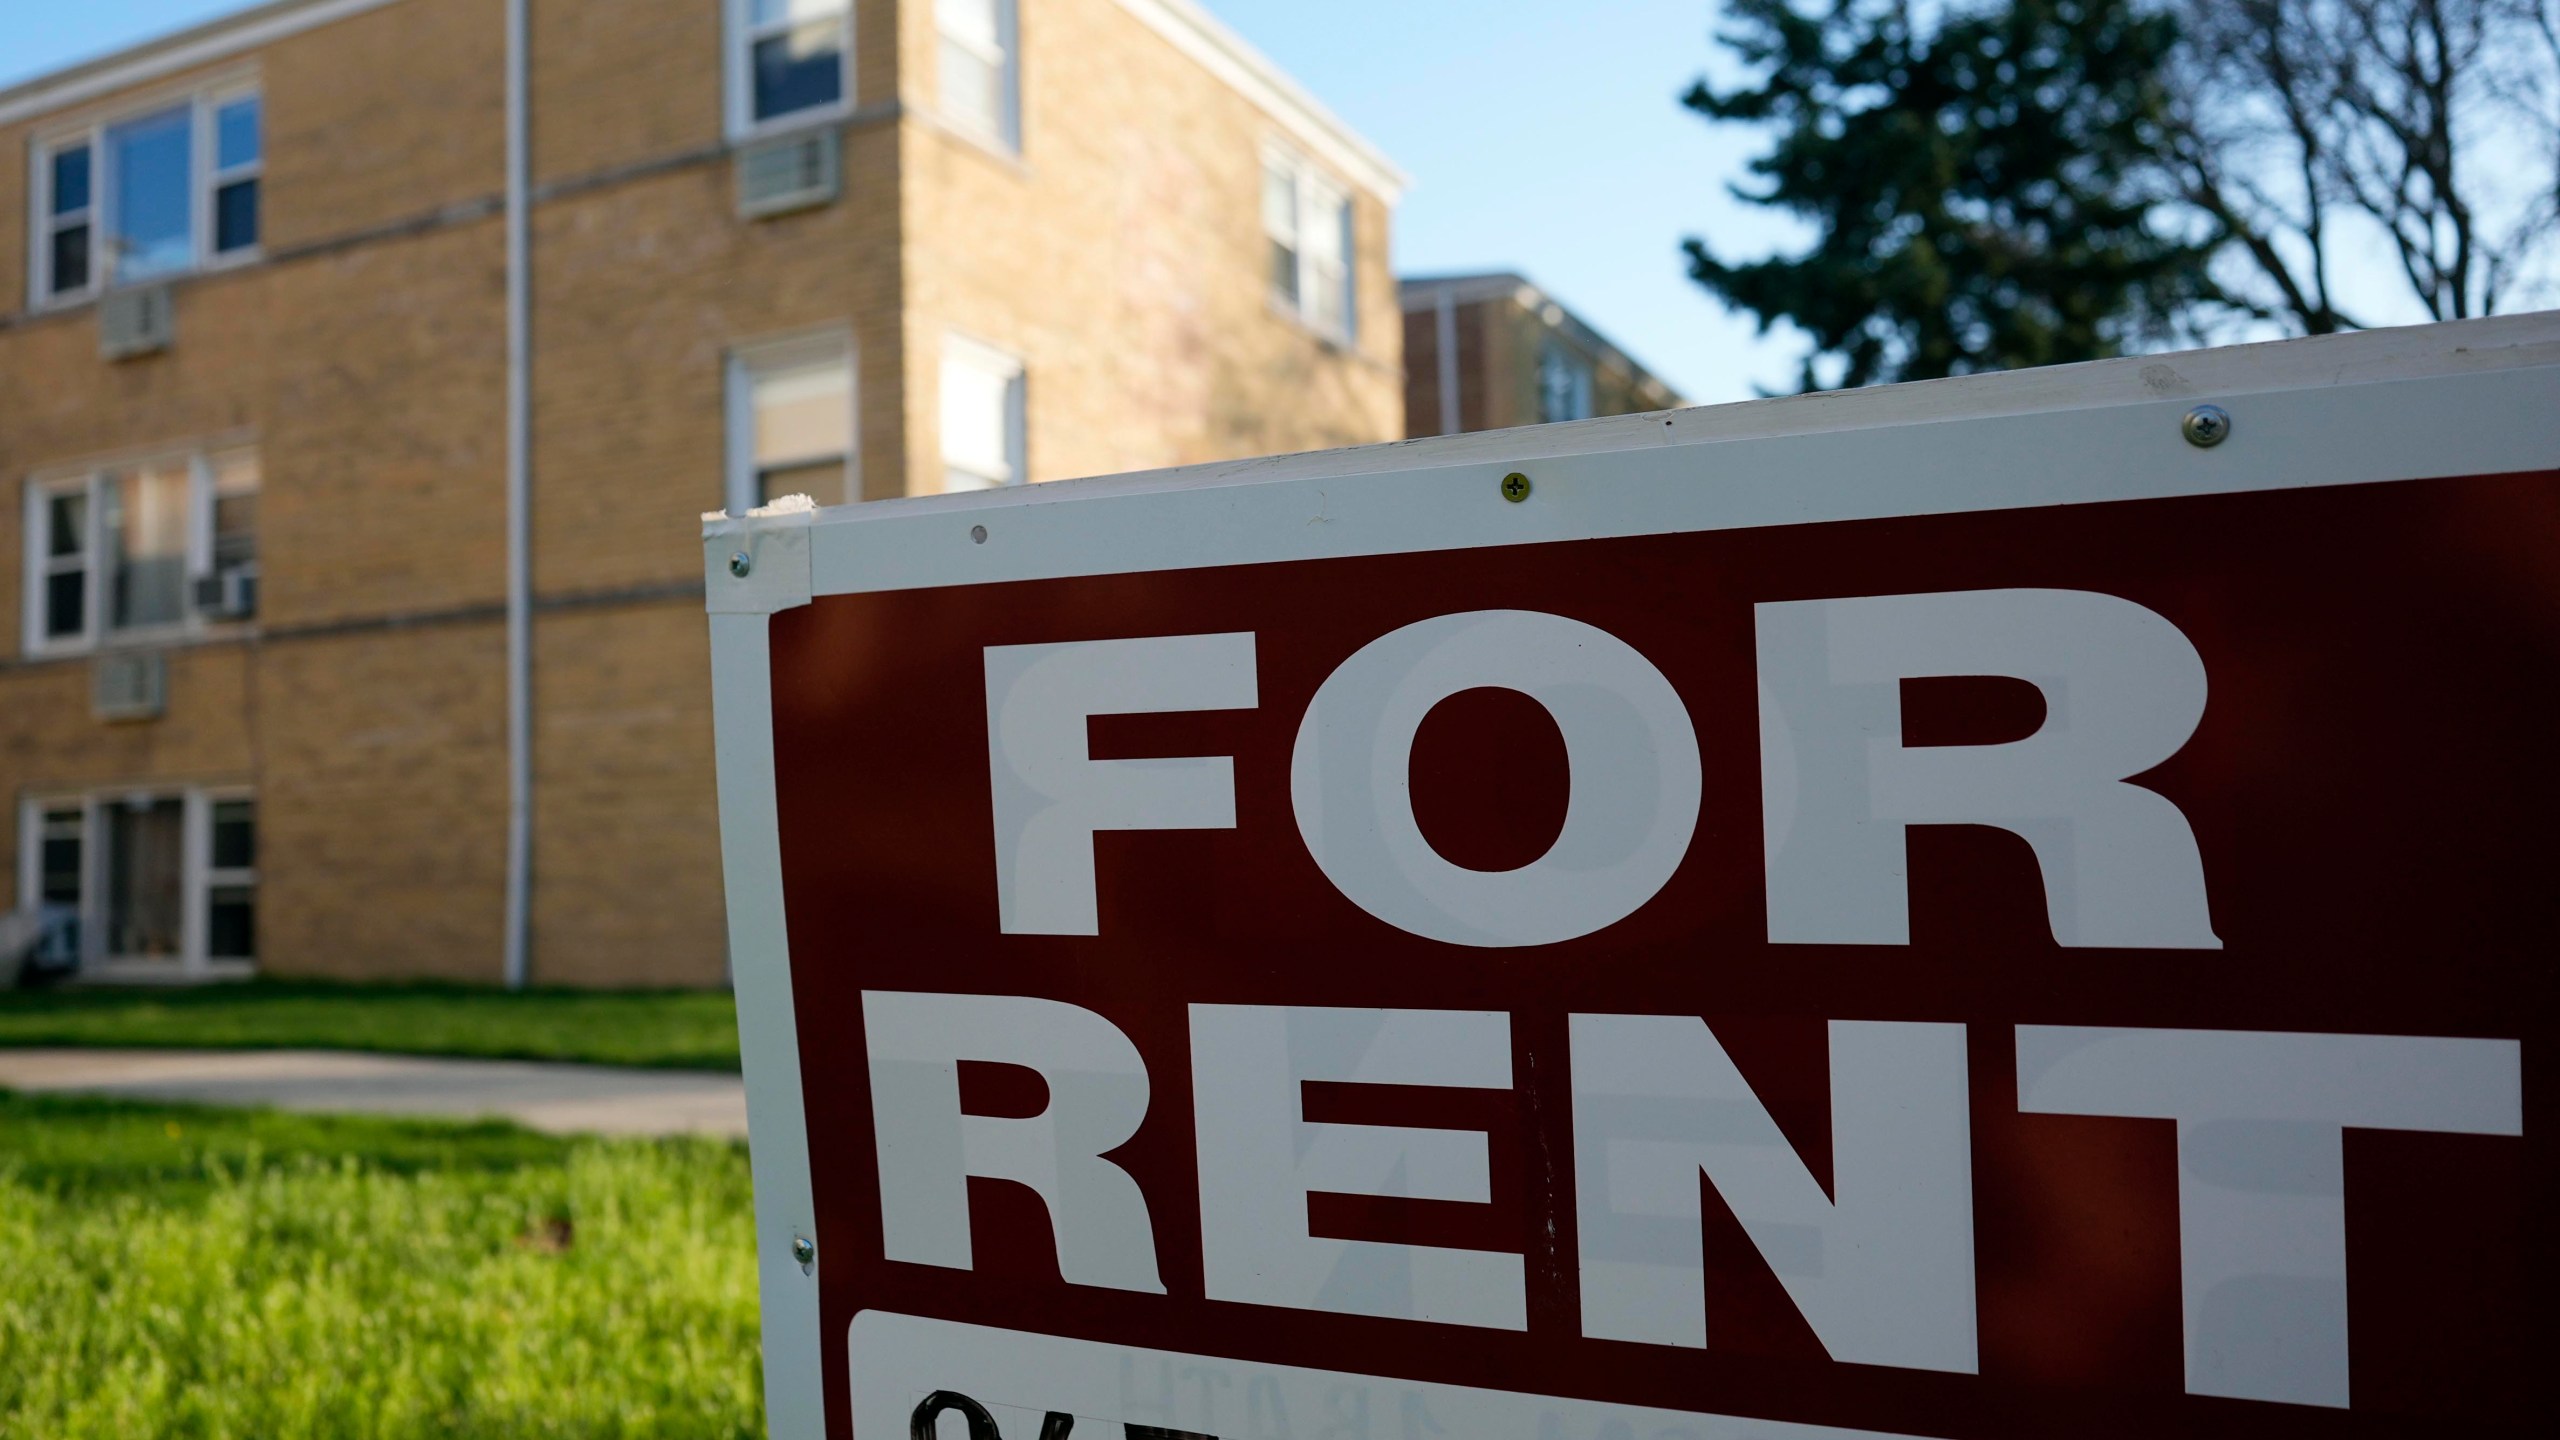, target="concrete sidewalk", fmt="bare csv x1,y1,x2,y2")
0,1048,746,1138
